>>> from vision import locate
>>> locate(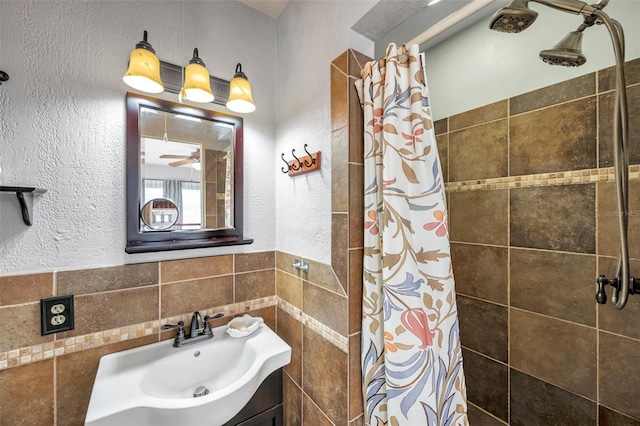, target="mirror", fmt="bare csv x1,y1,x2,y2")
126,93,253,253
140,198,179,230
